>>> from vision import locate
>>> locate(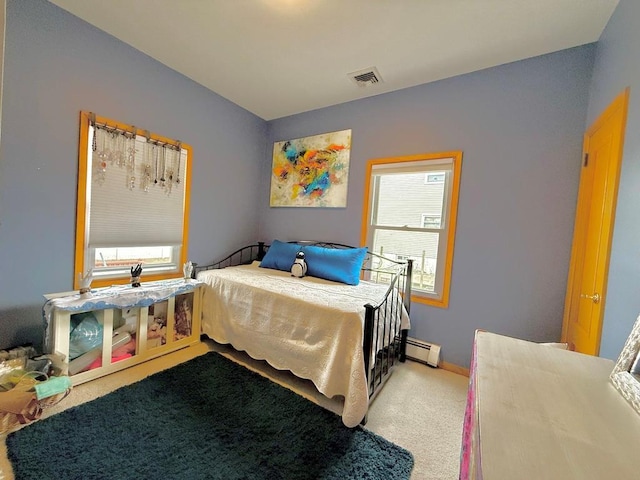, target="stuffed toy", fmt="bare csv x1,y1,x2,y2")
290,251,307,278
